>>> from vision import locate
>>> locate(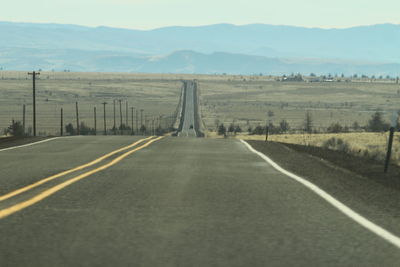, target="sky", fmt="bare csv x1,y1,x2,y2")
1,0,399,30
